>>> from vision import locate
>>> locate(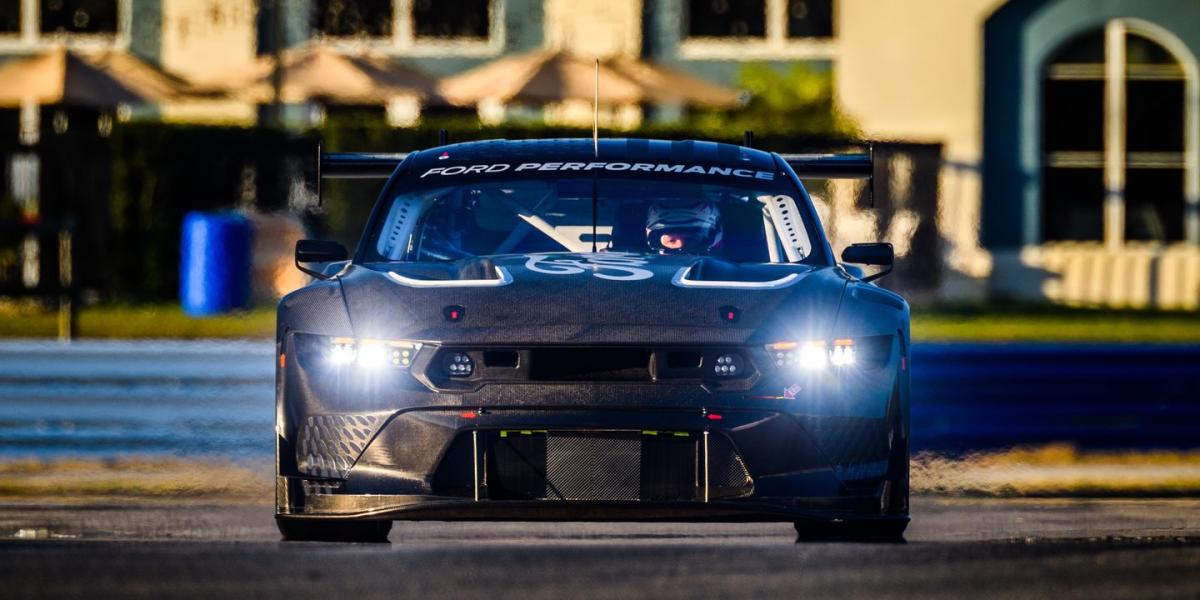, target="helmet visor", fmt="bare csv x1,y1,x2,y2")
647,225,719,253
